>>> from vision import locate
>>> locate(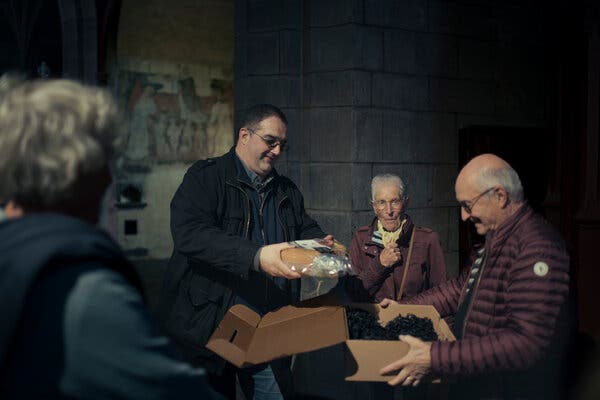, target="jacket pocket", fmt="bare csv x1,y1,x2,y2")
169,270,223,347
223,207,244,233
187,272,223,306
281,205,298,238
